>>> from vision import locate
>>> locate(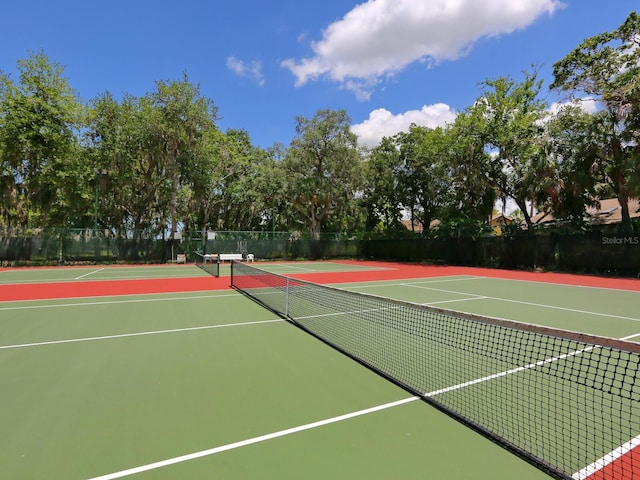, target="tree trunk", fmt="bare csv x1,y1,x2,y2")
617,191,634,234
